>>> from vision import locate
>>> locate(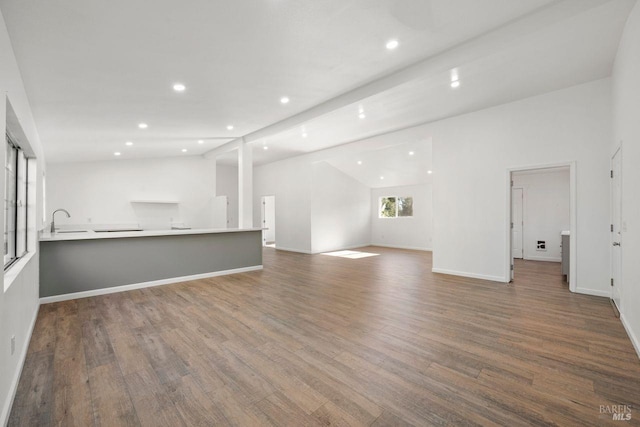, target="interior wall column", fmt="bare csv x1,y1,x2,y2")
238,138,253,229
